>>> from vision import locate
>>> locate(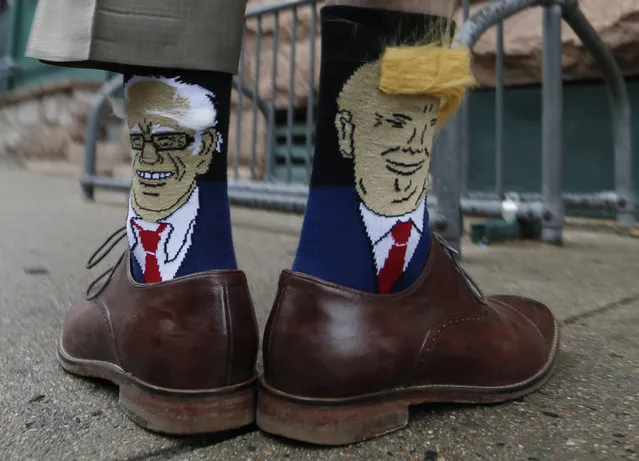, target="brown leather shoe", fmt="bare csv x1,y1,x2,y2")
257,234,559,445
58,247,258,435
